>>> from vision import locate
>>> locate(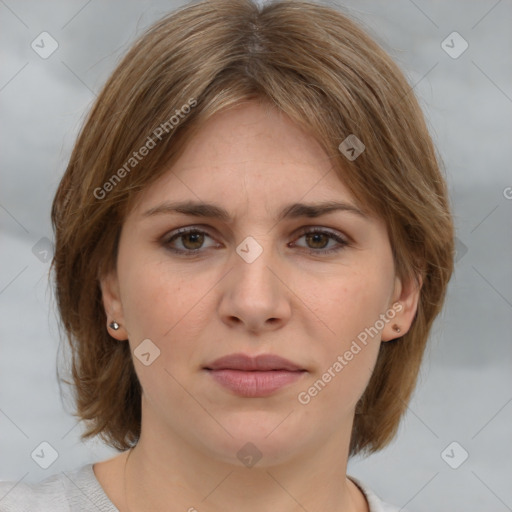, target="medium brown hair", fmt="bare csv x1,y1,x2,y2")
51,0,454,456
